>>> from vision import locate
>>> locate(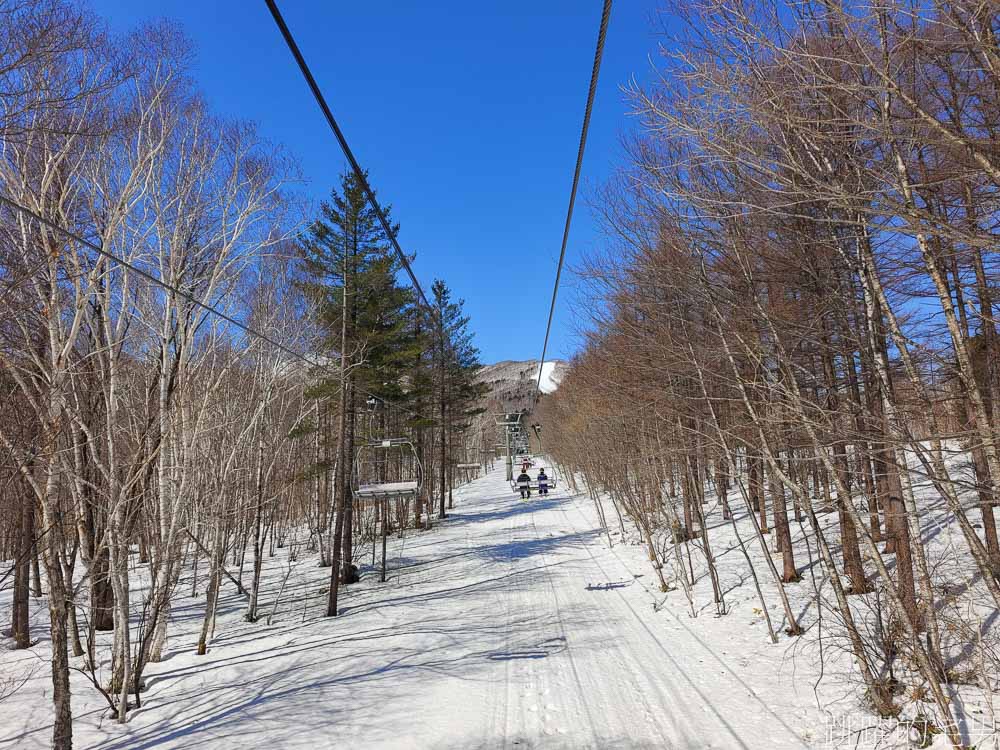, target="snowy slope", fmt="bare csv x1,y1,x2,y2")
476,359,567,411
1,464,820,750
470,359,567,448
534,361,563,394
